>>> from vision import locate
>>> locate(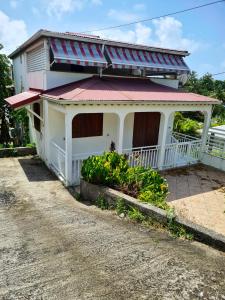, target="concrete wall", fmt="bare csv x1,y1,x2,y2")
201,153,225,172
150,78,179,89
